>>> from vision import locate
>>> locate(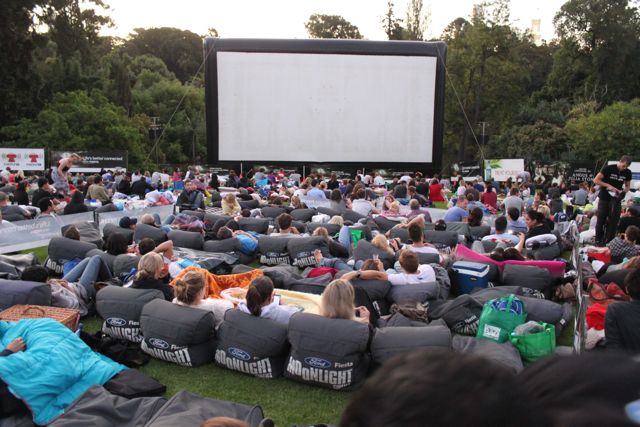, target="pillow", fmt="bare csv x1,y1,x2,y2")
0,279,52,311
237,217,269,234
501,264,552,292
285,313,370,390
168,229,204,250
140,299,217,367
287,237,330,268
97,287,164,343
371,325,451,365
352,240,395,270
257,236,293,266
215,310,289,378
133,224,167,246
387,282,441,304
103,223,134,245
290,208,317,222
